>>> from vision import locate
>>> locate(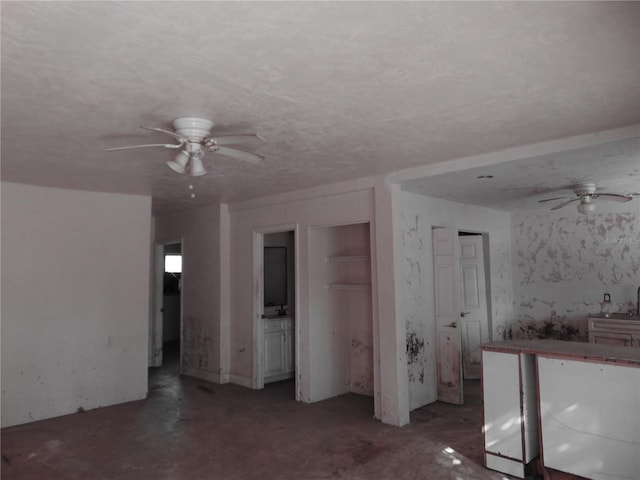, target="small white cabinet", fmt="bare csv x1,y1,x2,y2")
588,316,640,347
264,317,294,383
